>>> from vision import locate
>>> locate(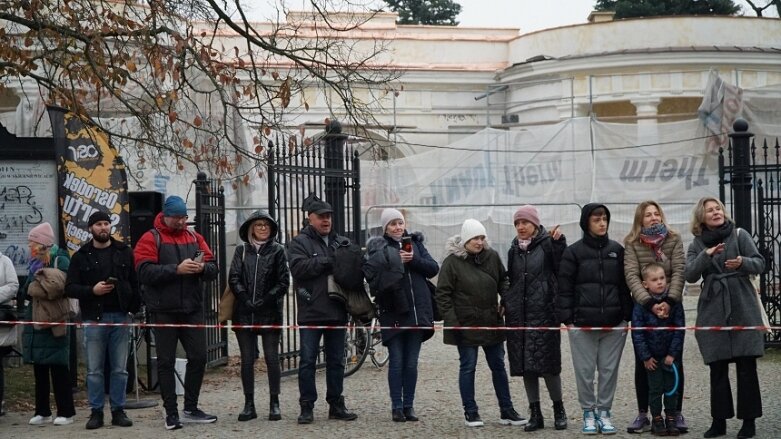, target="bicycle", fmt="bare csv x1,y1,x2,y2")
344,315,388,377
